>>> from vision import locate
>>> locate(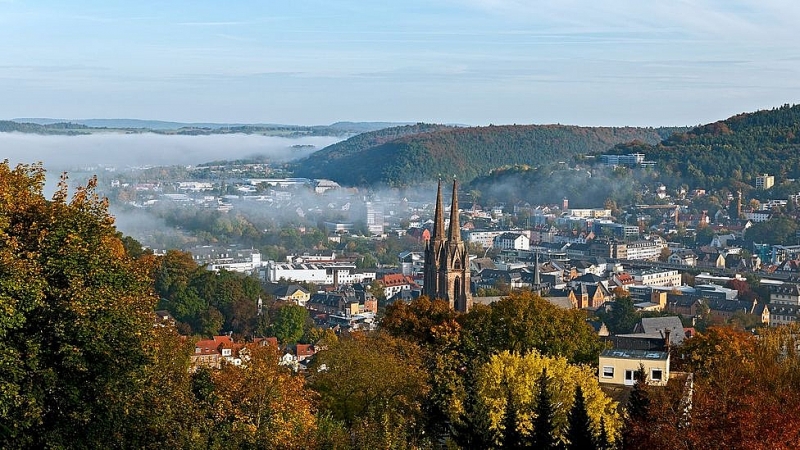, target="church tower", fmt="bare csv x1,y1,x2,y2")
424,179,472,312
